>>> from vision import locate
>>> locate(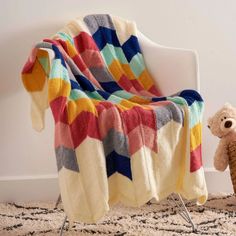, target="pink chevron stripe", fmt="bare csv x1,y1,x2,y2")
97,106,125,139
128,125,157,155
55,122,74,149
190,144,202,172
80,50,104,68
